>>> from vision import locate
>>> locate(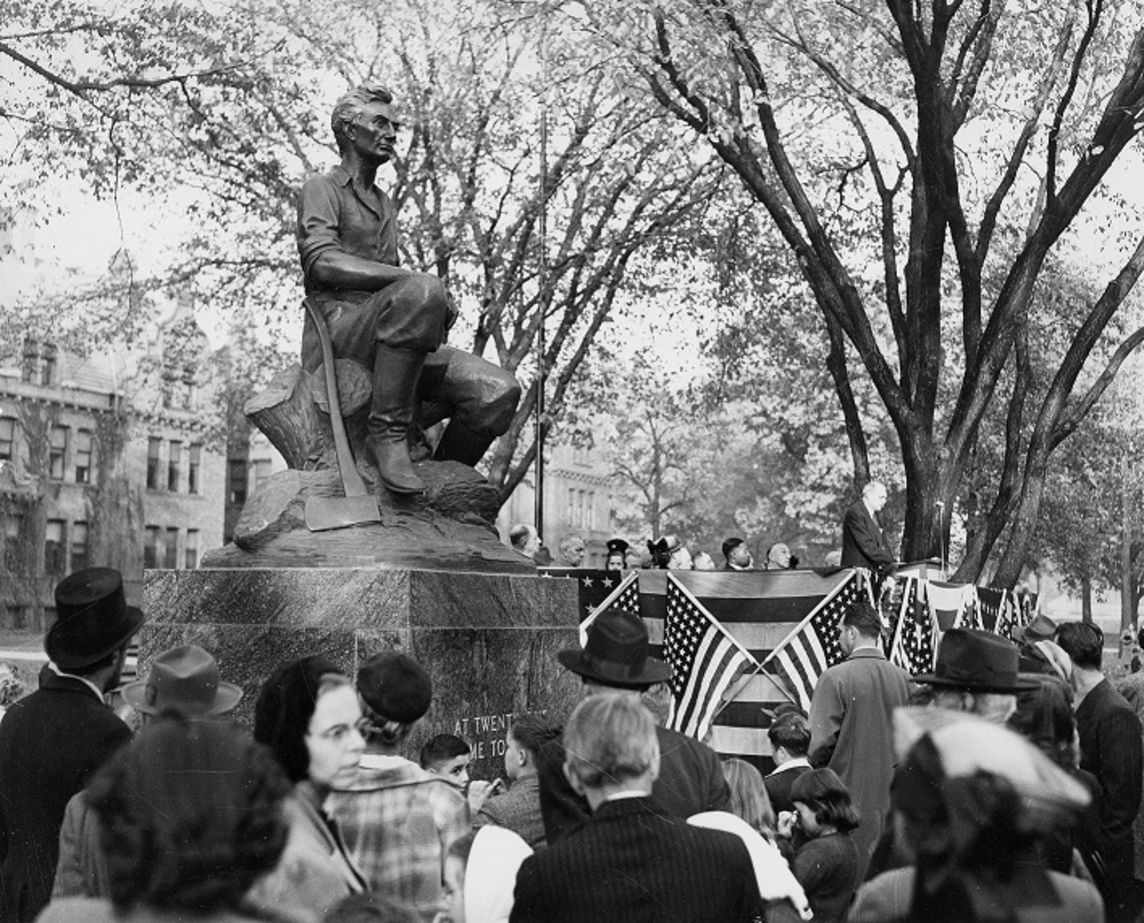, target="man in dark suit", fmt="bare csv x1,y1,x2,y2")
841,481,895,578
1056,620,1144,923
537,608,730,843
512,694,759,923
722,536,753,571
764,711,812,815
0,568,145,922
